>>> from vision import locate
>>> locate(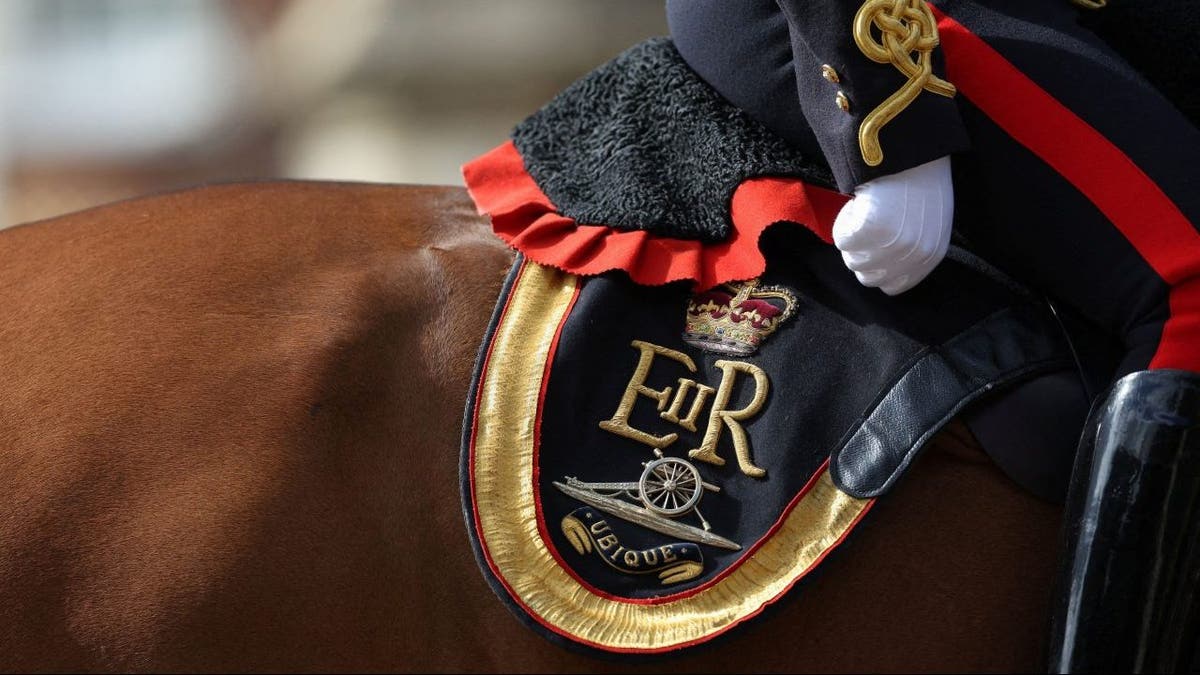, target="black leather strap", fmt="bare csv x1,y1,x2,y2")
831,300,1075,498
